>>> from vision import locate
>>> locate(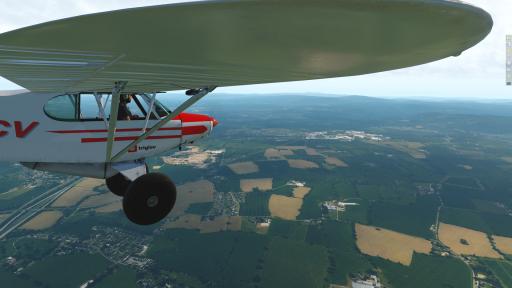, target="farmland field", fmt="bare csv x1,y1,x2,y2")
355,223,431,265
21,211,63,230
438,223,502,258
